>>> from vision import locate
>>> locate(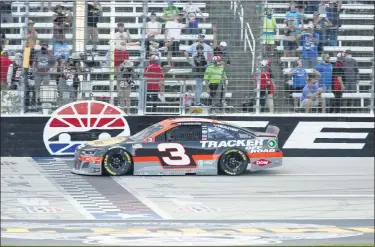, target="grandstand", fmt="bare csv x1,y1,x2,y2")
1,0,374,115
